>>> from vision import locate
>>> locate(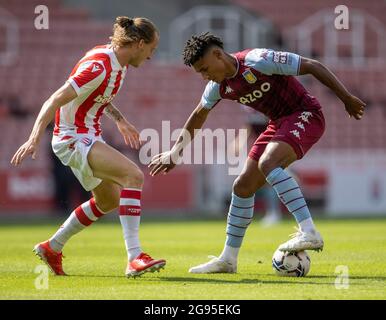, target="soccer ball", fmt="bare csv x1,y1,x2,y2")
272,249,311,277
